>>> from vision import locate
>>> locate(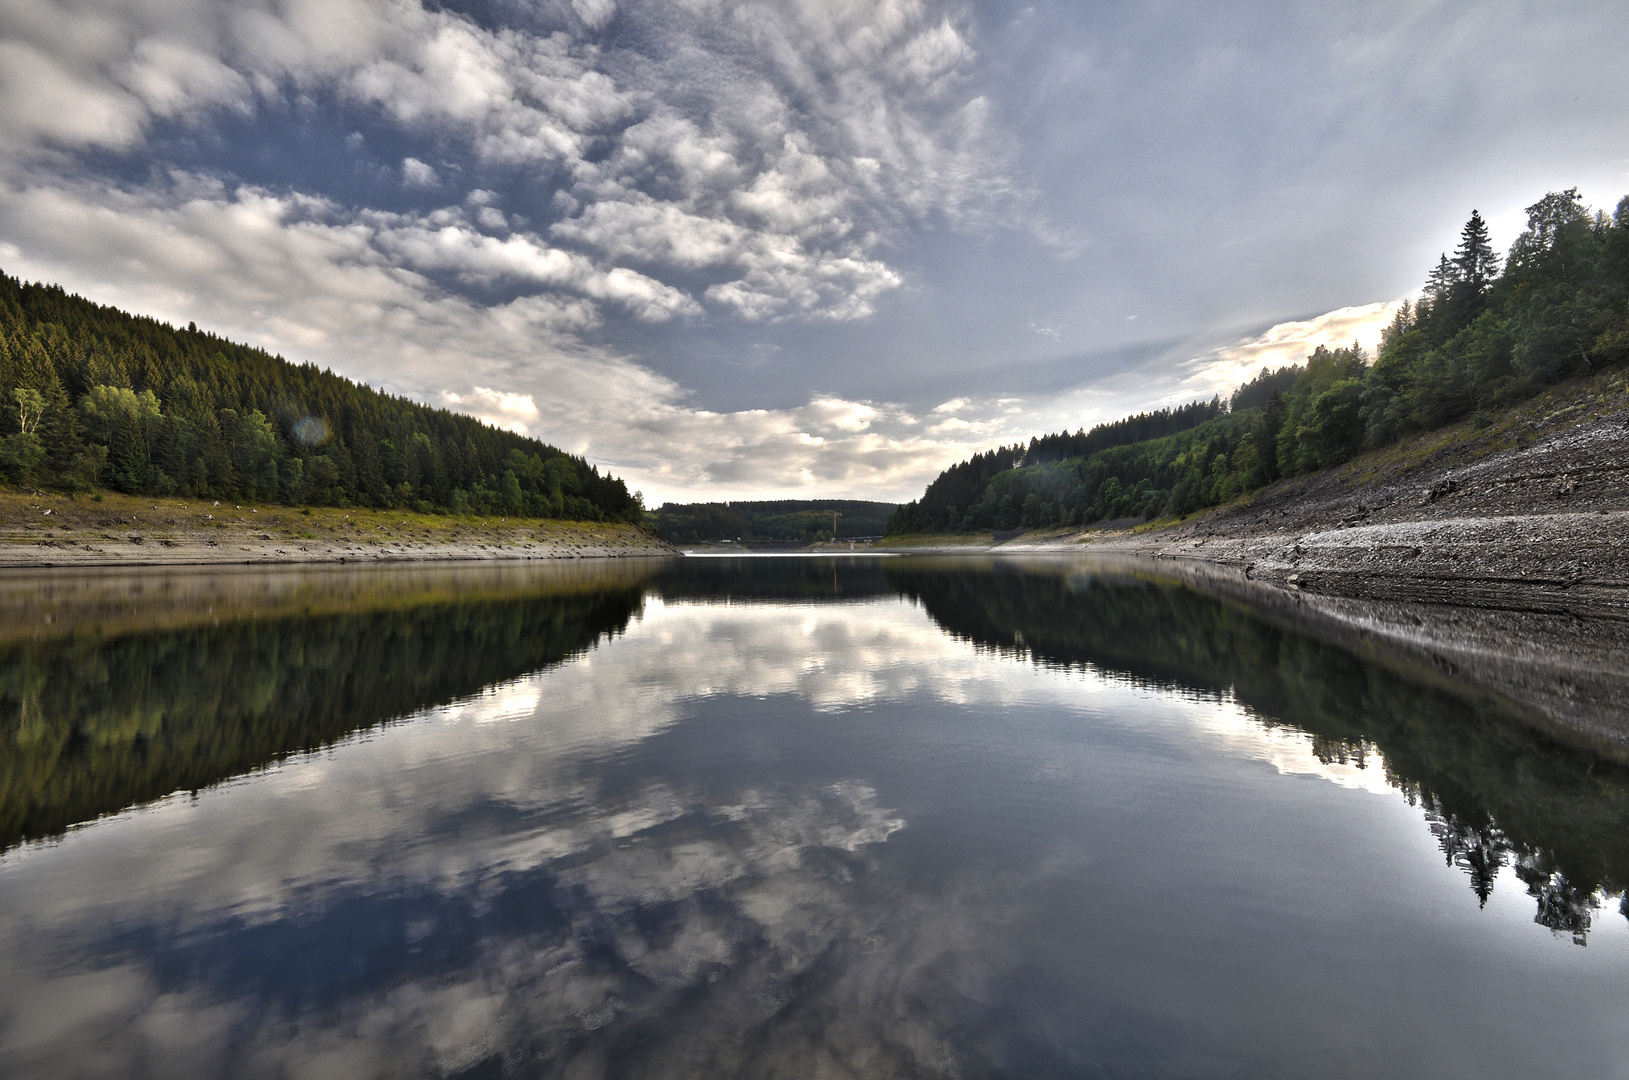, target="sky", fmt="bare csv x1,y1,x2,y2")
1,0,1627,506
